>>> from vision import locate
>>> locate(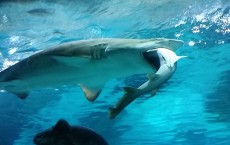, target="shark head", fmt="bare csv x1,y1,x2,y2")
142,47,187,70
157,48,187,67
